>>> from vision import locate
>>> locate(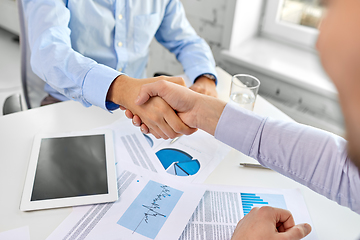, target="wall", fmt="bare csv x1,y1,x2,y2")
146,0,235,78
